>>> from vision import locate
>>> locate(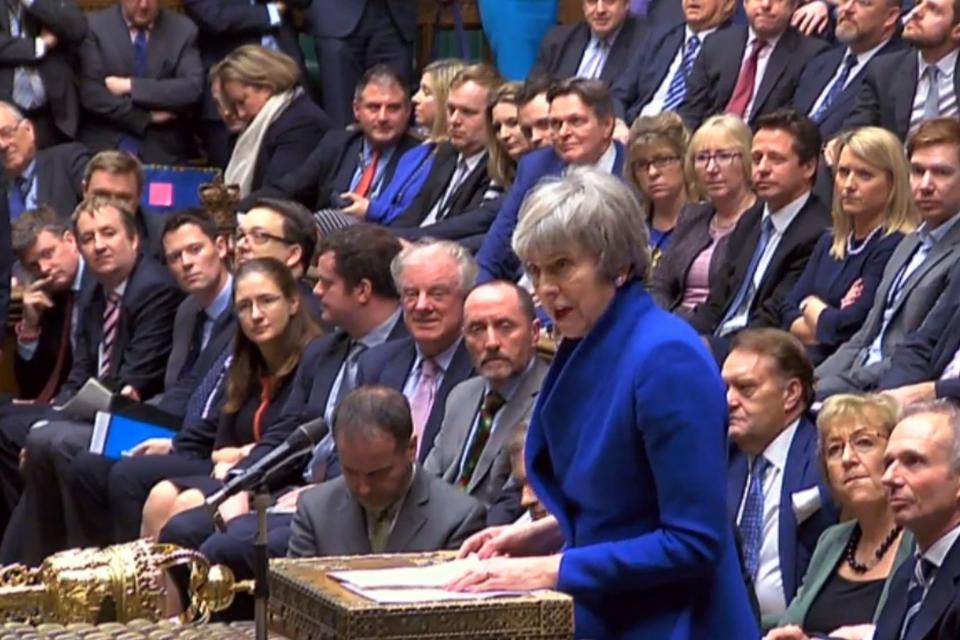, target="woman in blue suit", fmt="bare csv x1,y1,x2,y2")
448,169,758,638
